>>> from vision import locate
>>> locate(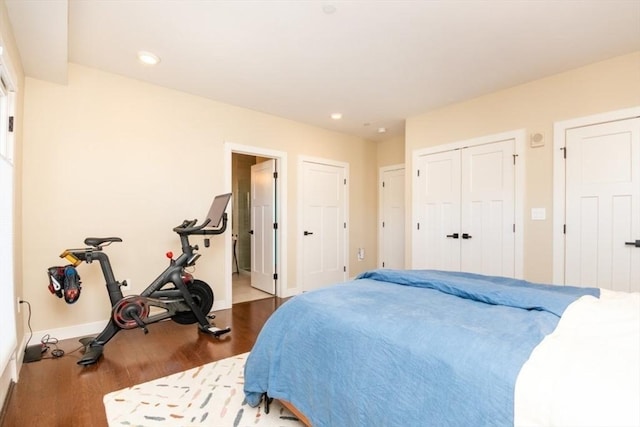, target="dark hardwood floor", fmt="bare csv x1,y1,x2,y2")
1,297,286,427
